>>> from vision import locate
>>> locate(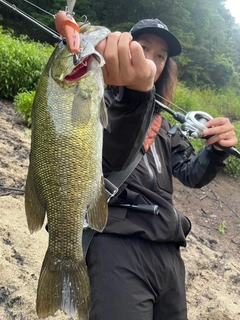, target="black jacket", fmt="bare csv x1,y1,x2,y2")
101,86,228,246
